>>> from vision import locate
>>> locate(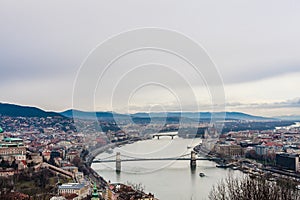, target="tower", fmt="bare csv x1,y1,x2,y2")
116,152,121,173
190,151,197,170
91,183,100,200
0,127,3,141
